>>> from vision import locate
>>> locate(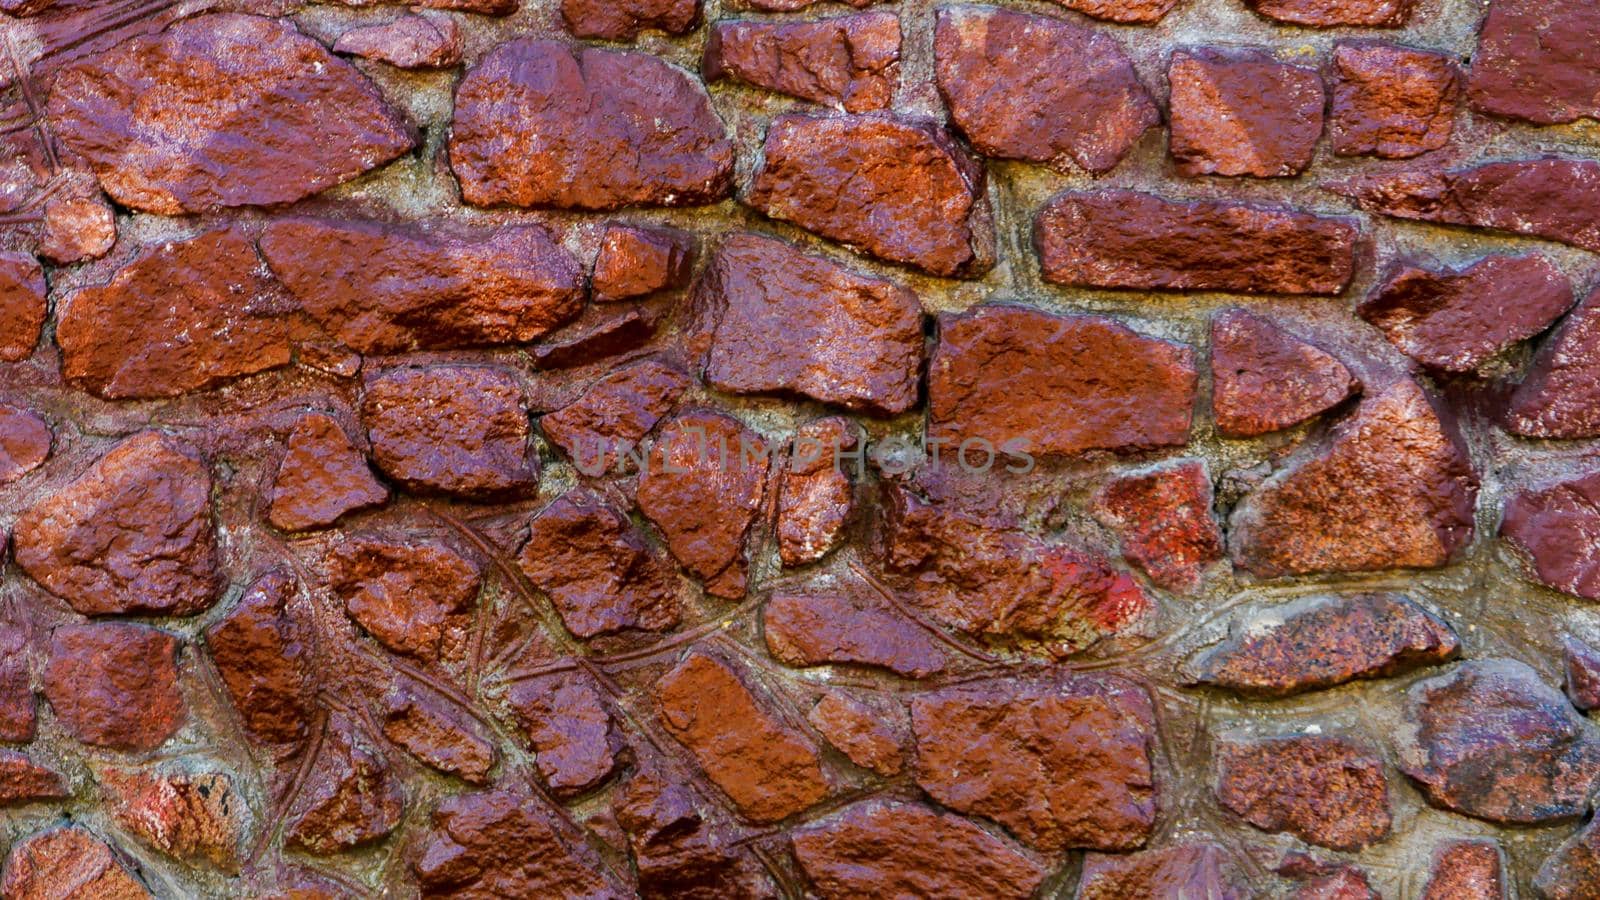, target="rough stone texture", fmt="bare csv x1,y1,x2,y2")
613,758,772,897
204,571,316,748
413,788,620,898
1504,287,1600,439
43,623,185,753
1423,839,1507,900
326,534,481,661
56,227,292,399
1191,593,1459,697
1079,844,1251,900
530,308,658,370
1536,816,1600,900
1357,254,1573,373
1245,0,1412,26
0,252,45,361
562,0,699,40
706,13,899,113
1502,470,1600,599
507,668,623,796
1036,190,1359,295
333,13,461,69
1229,379,1480,578
1094,460,1223,592
14,432,221,616
1397,659,1600,824
361,366,539,500
541,360,691,471
1292,867,1381,900
268,412,389,532
101,768,247,873
910,675,1157,851
763,579,945,678
450,40,733,211
0,403,51,485
791,801,1046,900
1215,734,1391,851
1210,308,1361,437
699,233,923,415
47,13,414,214
807,692,903,776
1168,48,1325,178
1468,0,1600,126
0,625,36,743
1330,42,1459,159
260,218,584,355
1564,636,1600,711
39,196,117,266
934,7,1157,175
0,752,68,805
746,113,992,277
591,223,695,303
1046,0,1180,22
285,714,405,855
777,417,856,567
0,828,150,899
382,688,497,785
